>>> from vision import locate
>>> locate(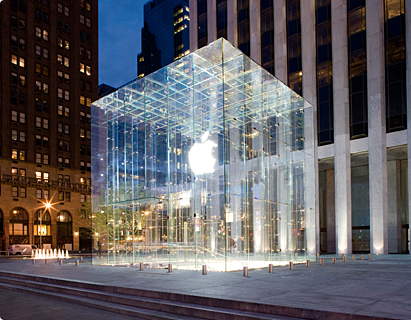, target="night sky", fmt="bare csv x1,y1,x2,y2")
99,0,148,88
